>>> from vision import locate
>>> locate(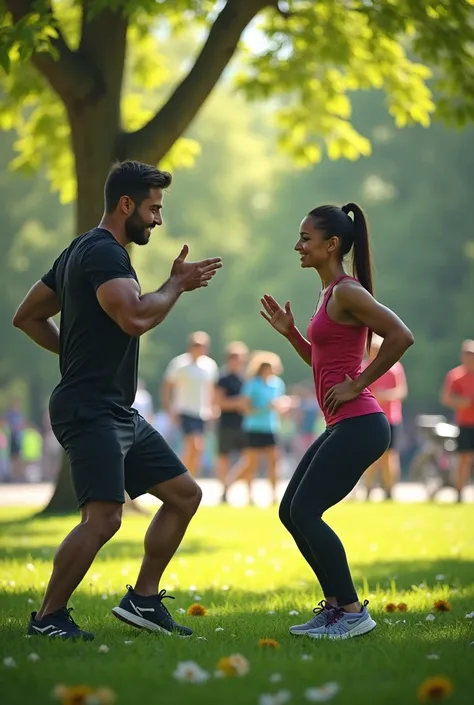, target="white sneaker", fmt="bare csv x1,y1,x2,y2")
307,600,376,640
